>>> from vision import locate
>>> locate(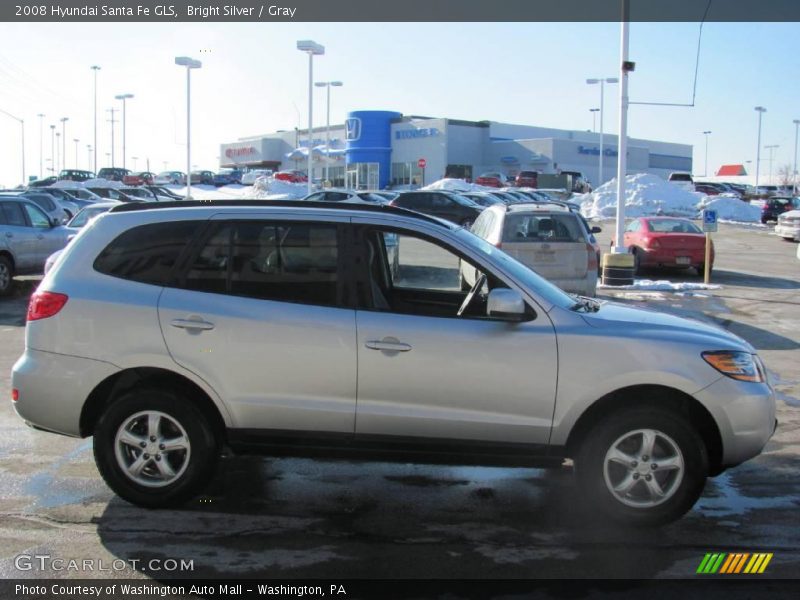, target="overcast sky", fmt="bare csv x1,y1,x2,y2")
0,21,798,186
